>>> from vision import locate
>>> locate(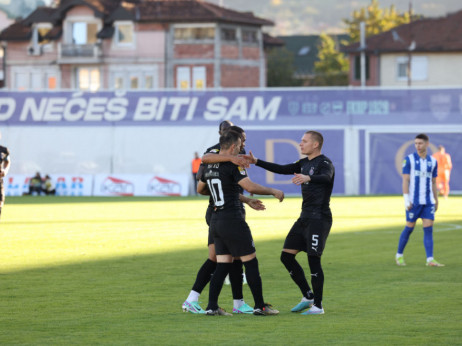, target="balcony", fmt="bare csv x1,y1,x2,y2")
57,43,102,64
